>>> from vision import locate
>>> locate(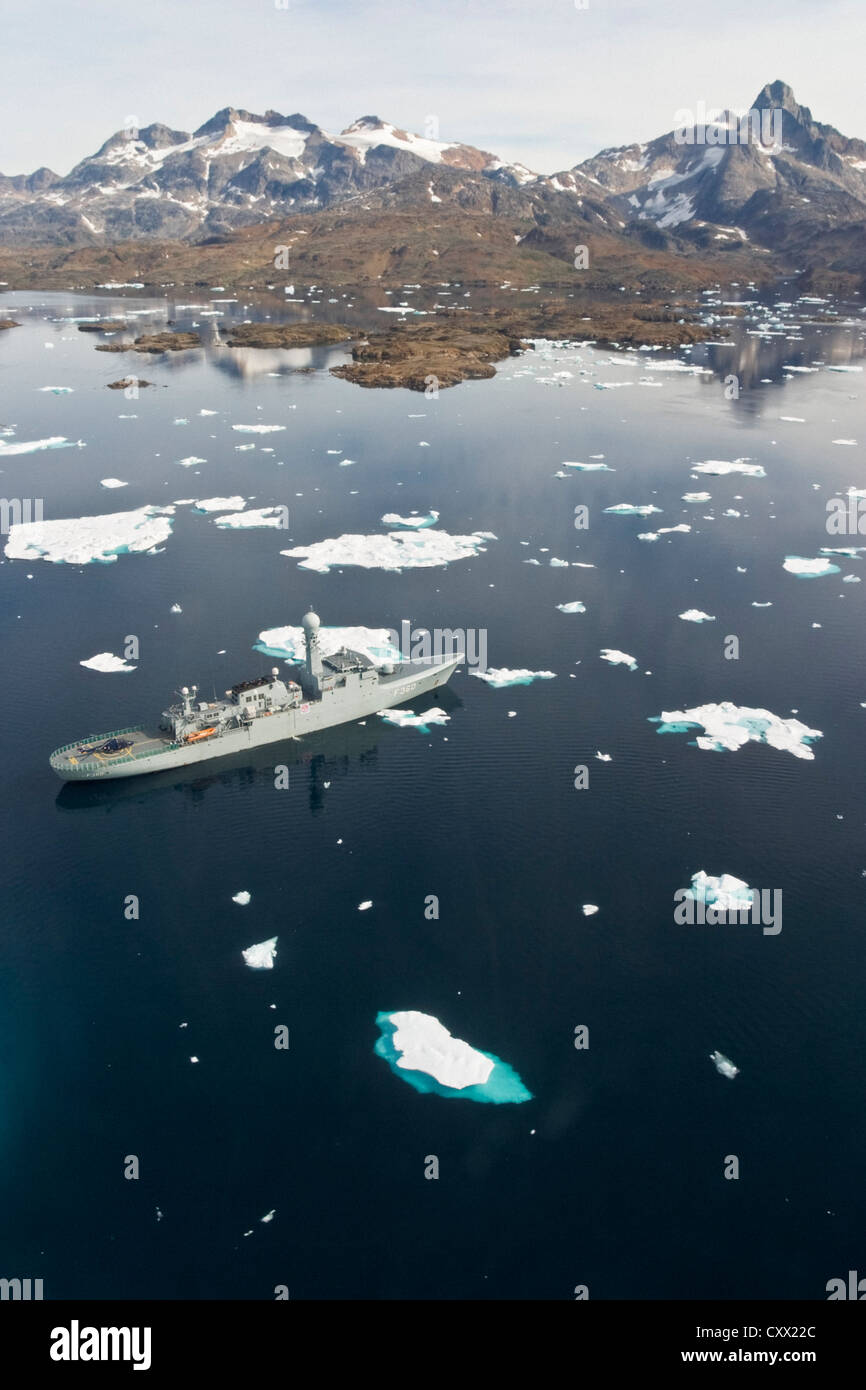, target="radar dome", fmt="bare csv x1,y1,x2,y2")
302,611,320,633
